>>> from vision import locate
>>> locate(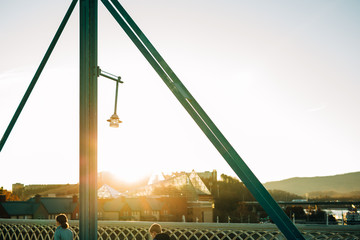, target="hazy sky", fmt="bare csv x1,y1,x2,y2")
1,0,359,191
